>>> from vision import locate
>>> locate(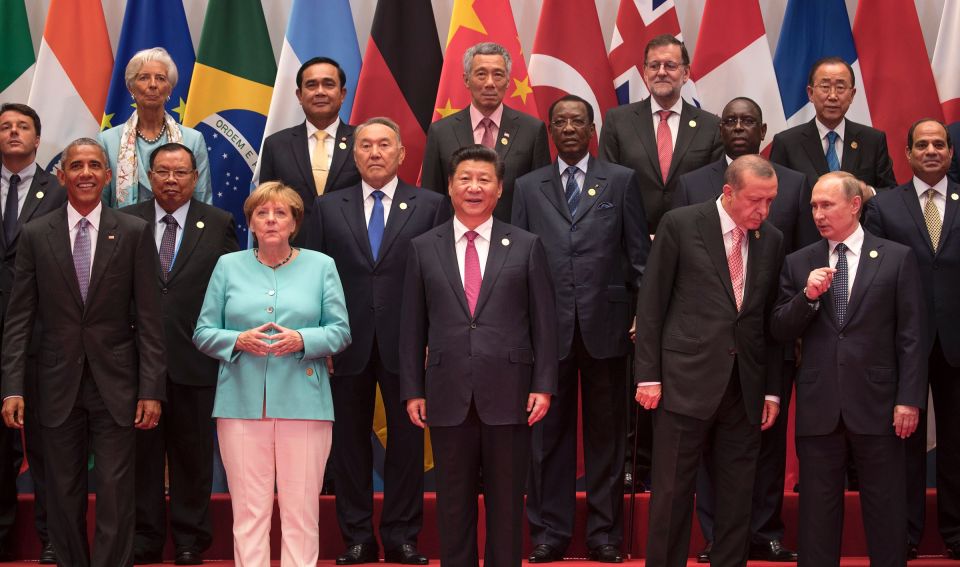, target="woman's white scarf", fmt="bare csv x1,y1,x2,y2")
115,111,183,207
